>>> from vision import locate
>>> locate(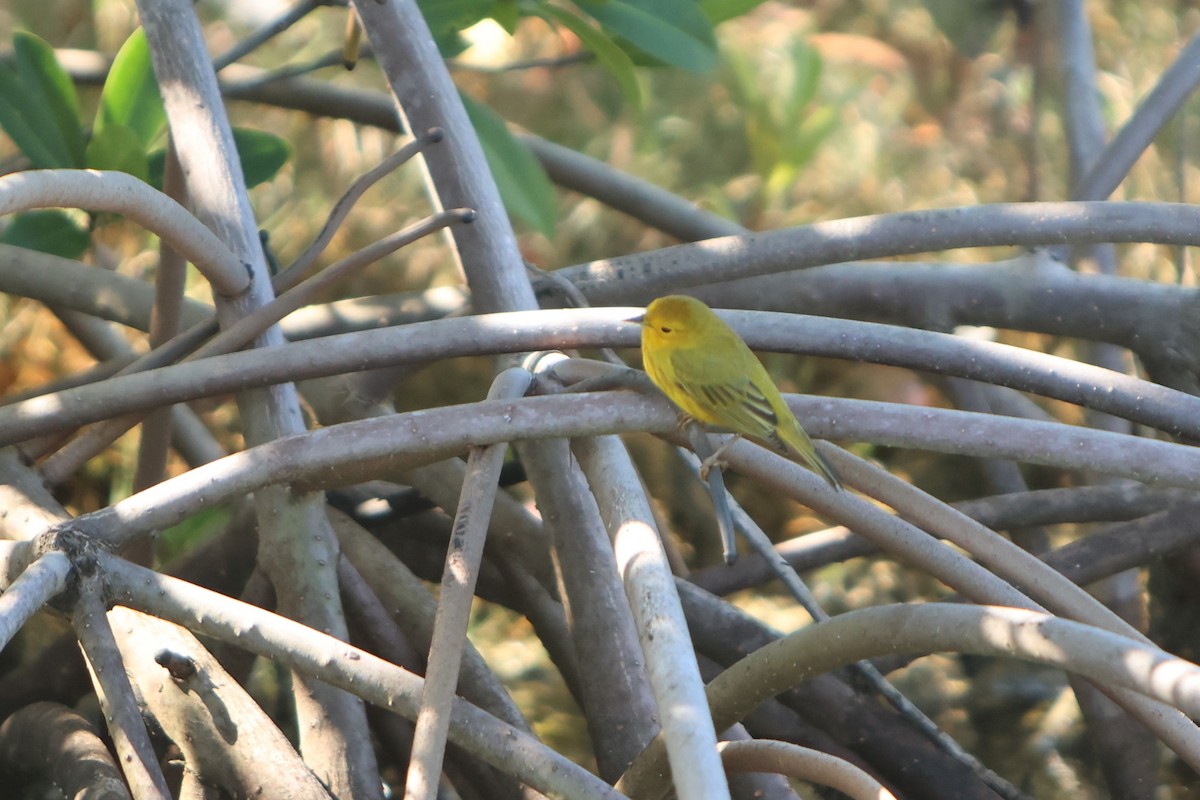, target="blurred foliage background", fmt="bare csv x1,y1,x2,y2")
2,0,1199,796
